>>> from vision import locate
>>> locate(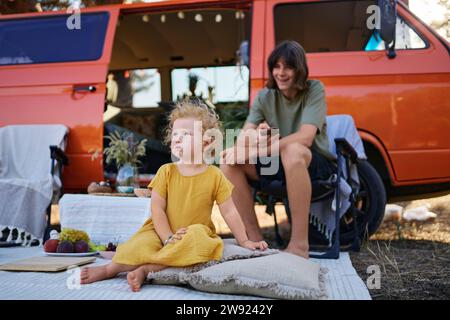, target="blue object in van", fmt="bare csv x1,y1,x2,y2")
365,30,384,51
